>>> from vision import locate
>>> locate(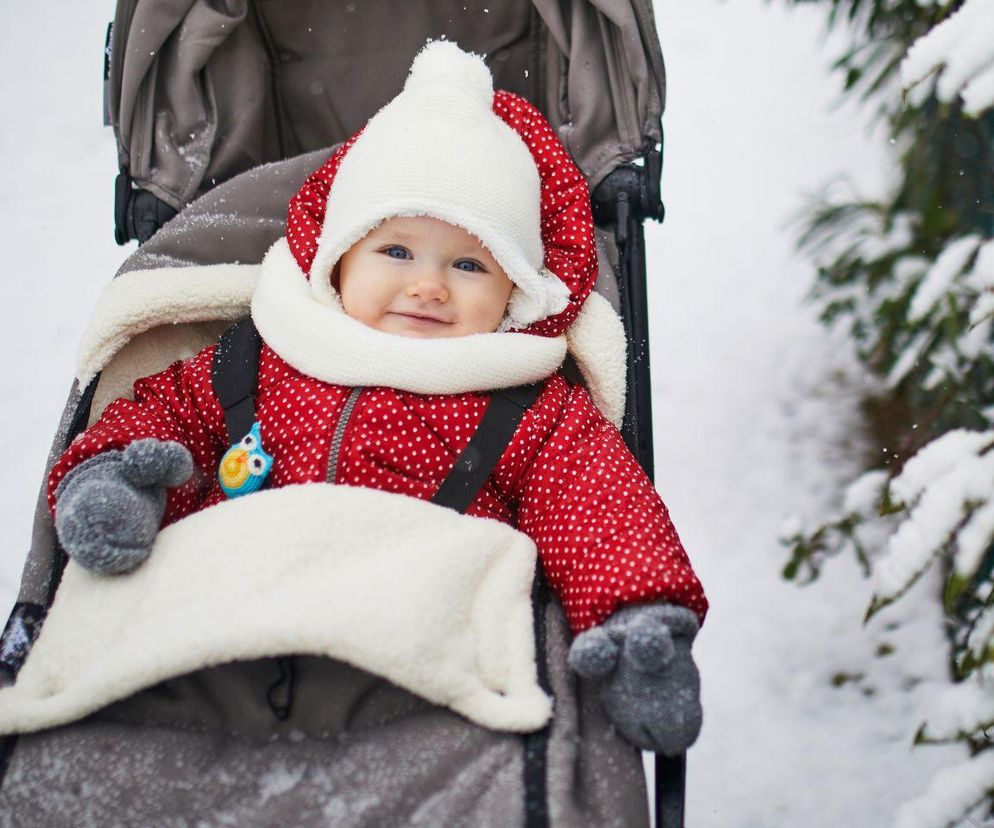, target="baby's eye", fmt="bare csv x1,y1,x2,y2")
248,455,267,476
241,434,258,450
381,245,411,260
454,259,485,273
